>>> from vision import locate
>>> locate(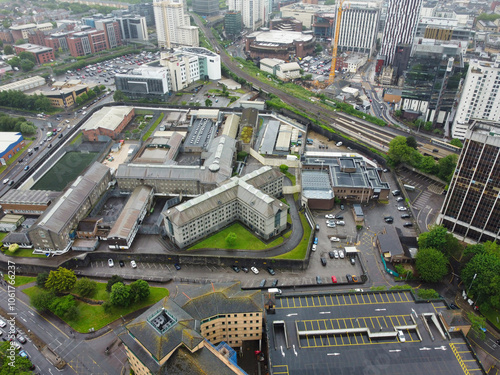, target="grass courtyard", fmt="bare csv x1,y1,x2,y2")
188,222,284,251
